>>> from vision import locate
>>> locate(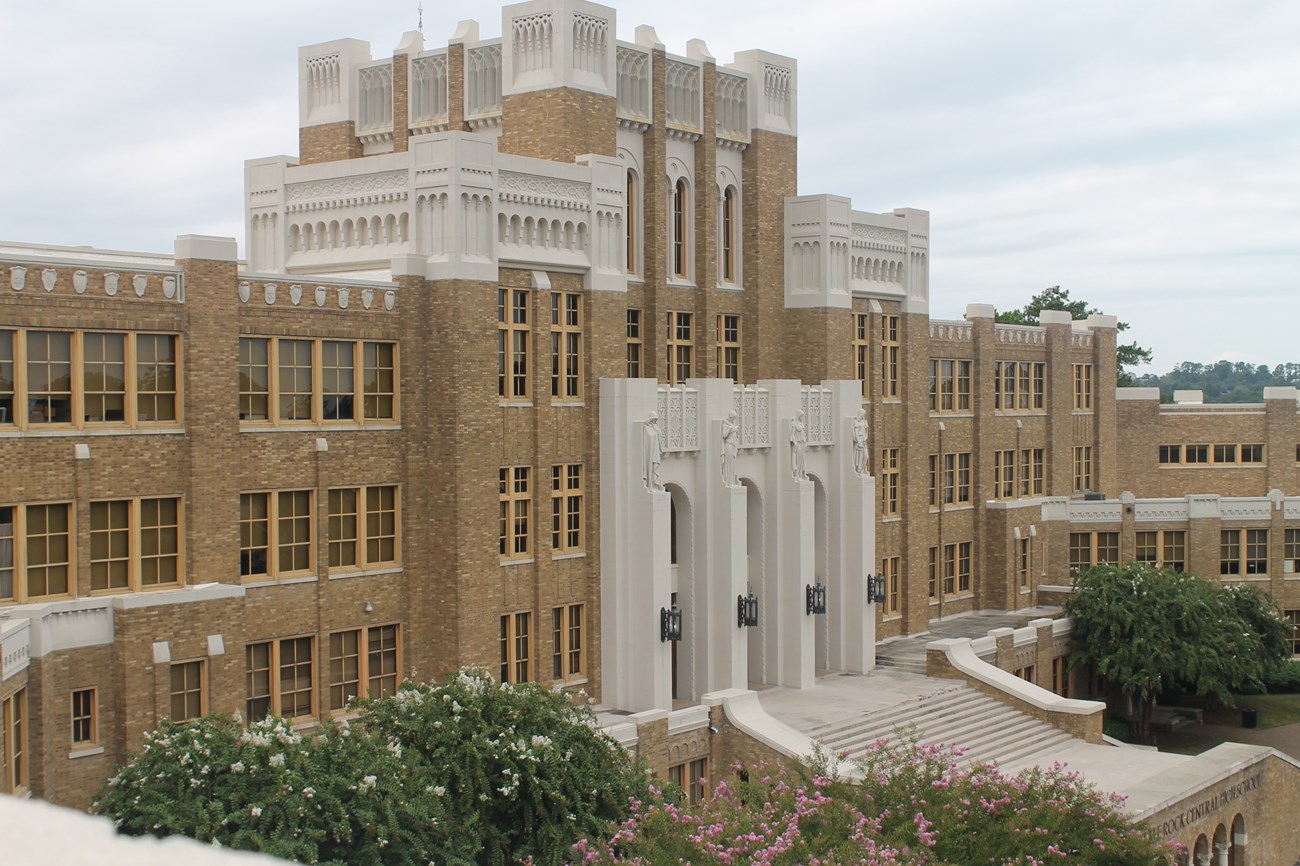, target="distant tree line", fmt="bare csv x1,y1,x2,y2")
1131,361,1300,403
